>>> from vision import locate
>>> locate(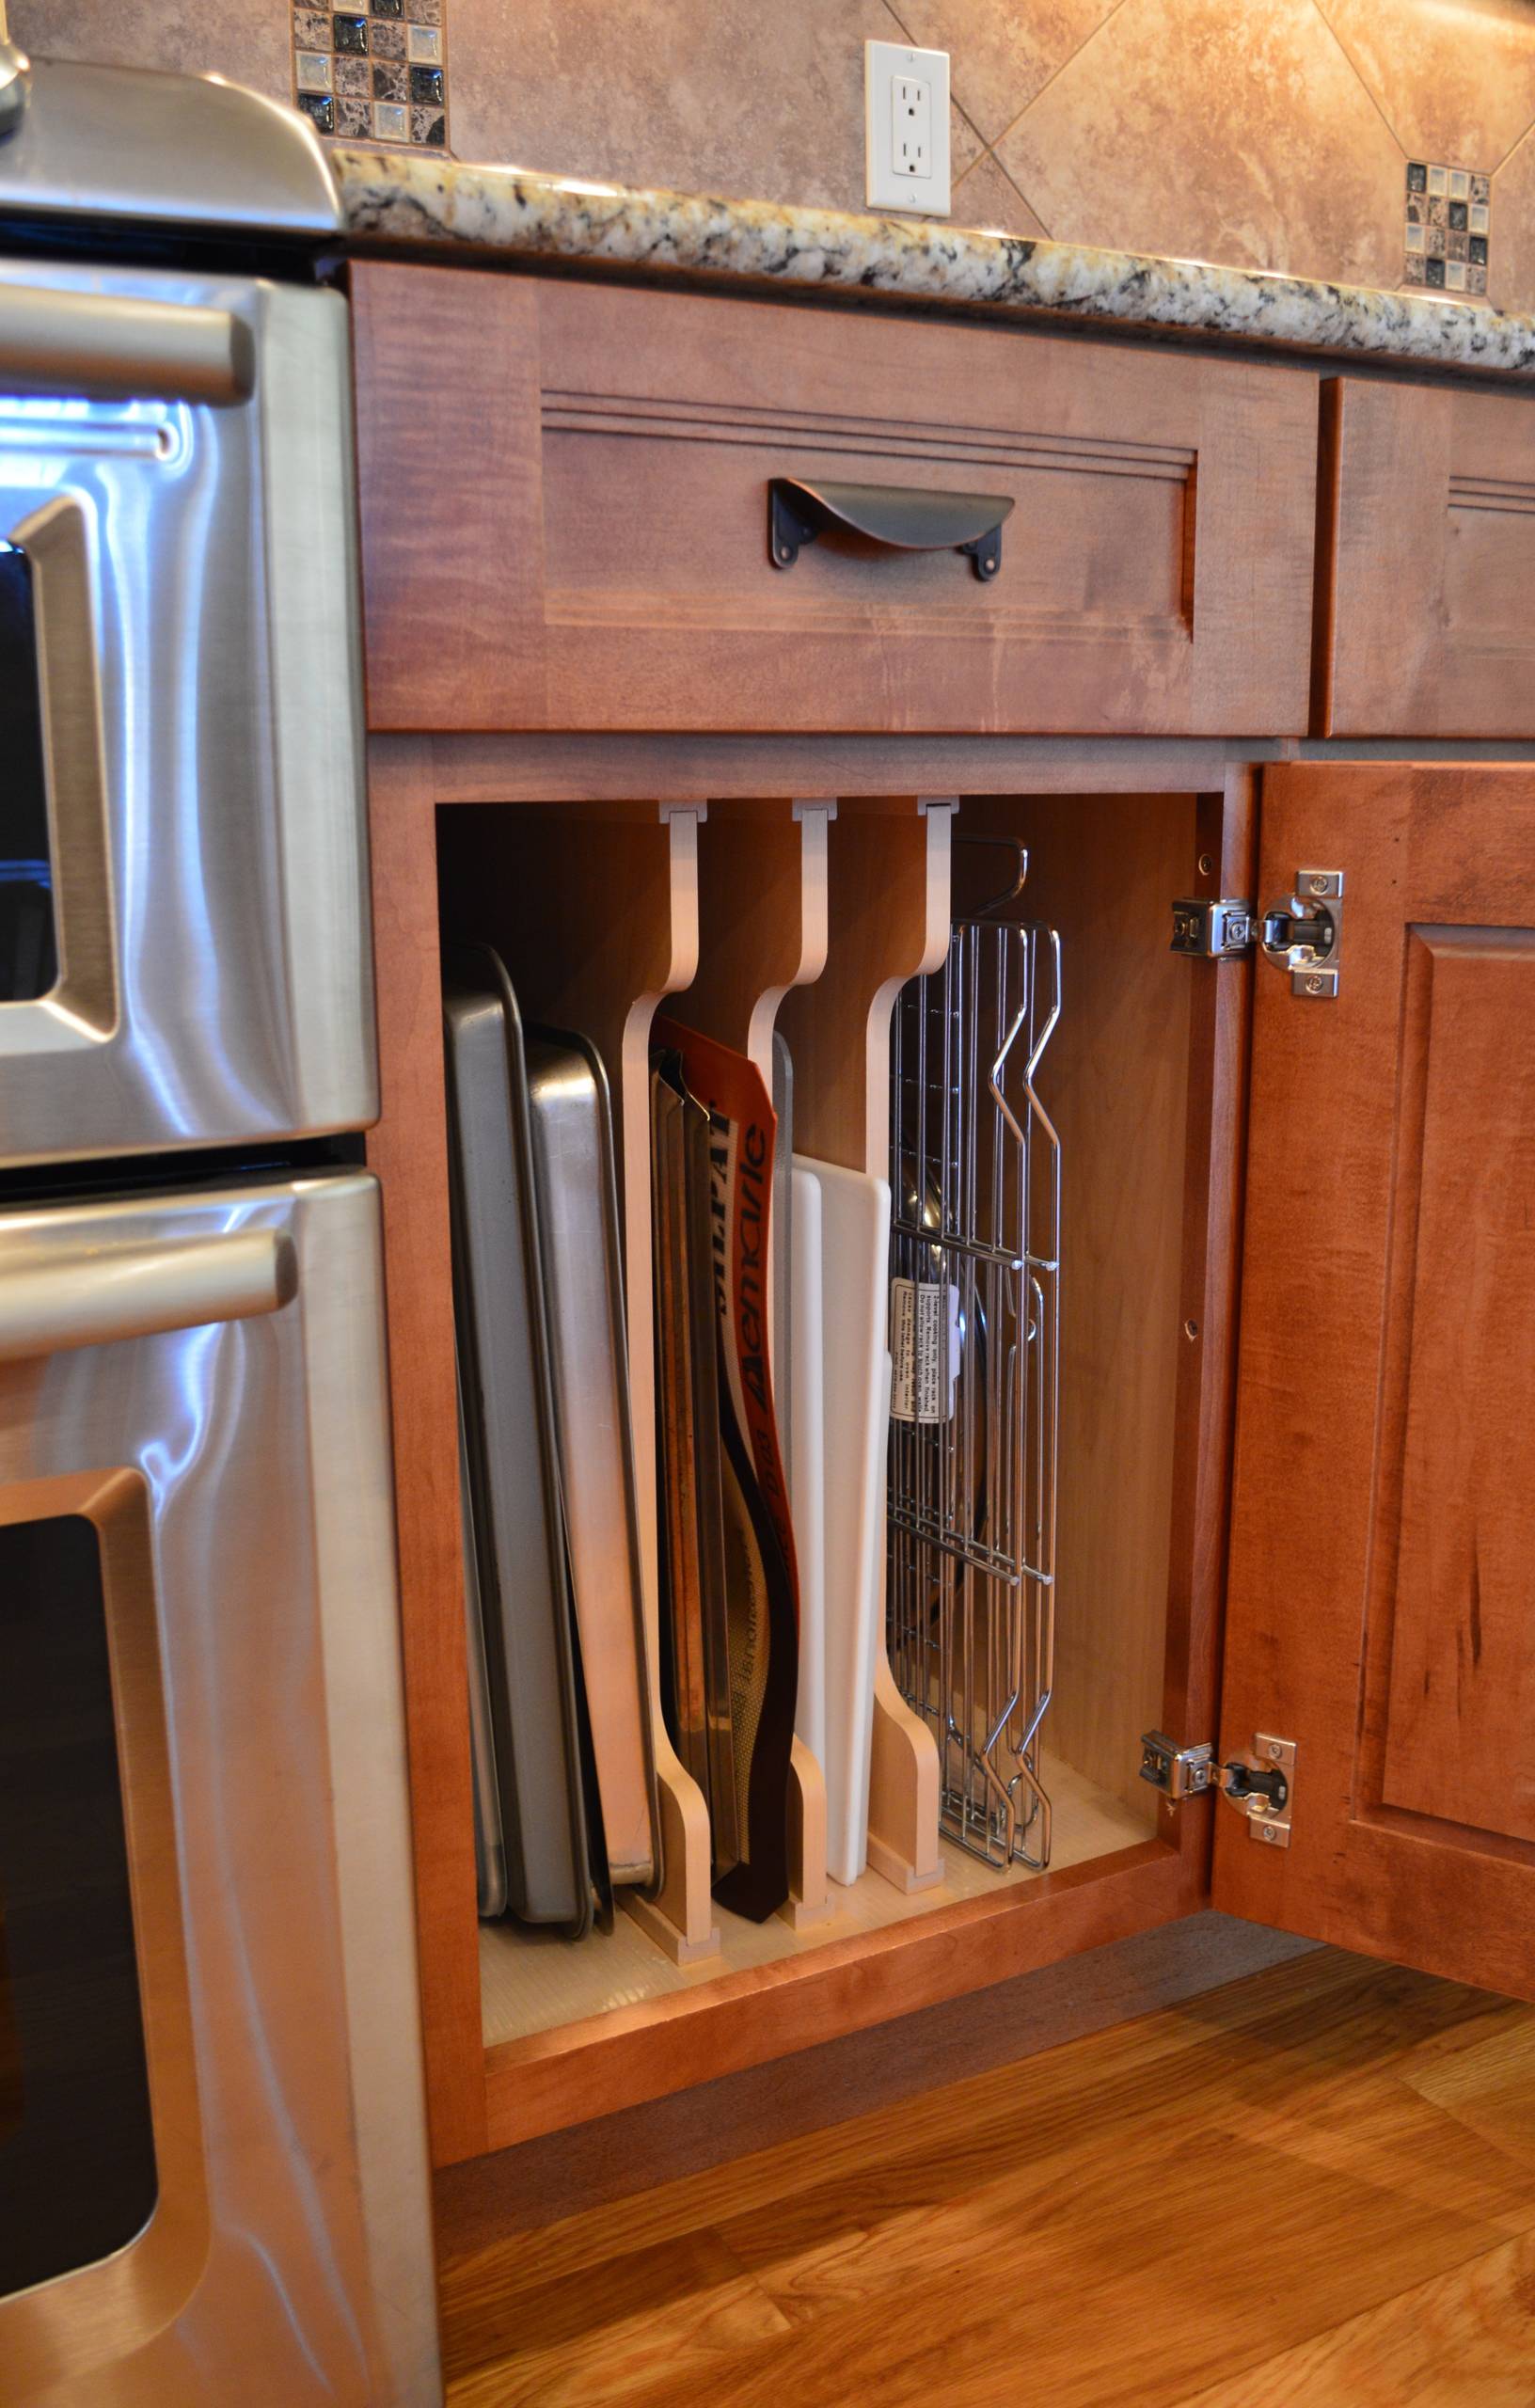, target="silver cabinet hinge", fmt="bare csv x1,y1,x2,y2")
1139,1730,1296,1848
1260,867,1343,1000
1171,897,1256,959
